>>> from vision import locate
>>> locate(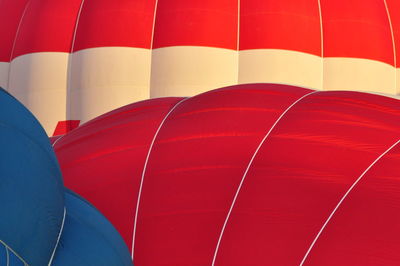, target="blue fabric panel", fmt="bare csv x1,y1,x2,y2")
52,189,133,266
0,88,64,265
